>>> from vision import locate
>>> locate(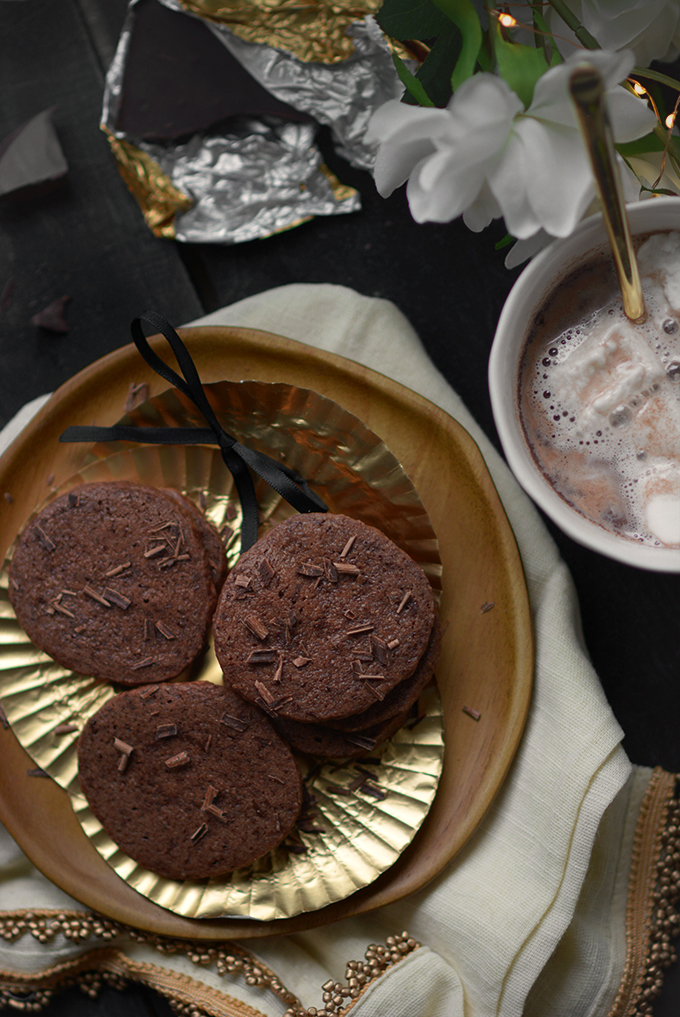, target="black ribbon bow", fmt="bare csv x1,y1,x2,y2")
59,310,327,554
